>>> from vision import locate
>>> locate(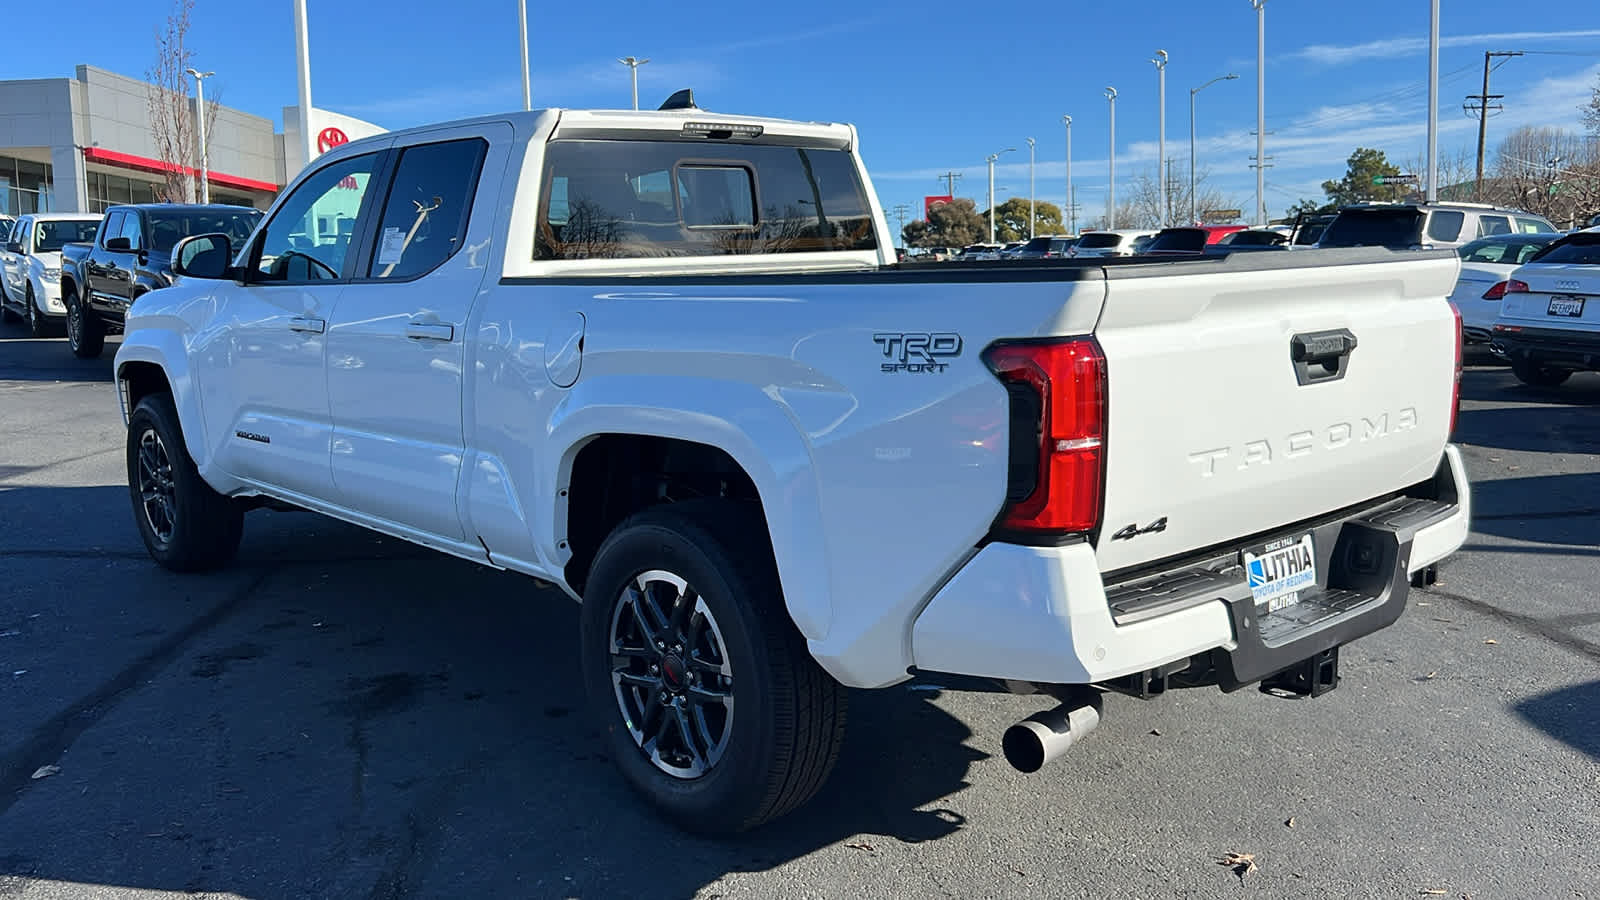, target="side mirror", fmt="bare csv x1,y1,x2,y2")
5,242,21,254
171,233,233,280
105,236,132,251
